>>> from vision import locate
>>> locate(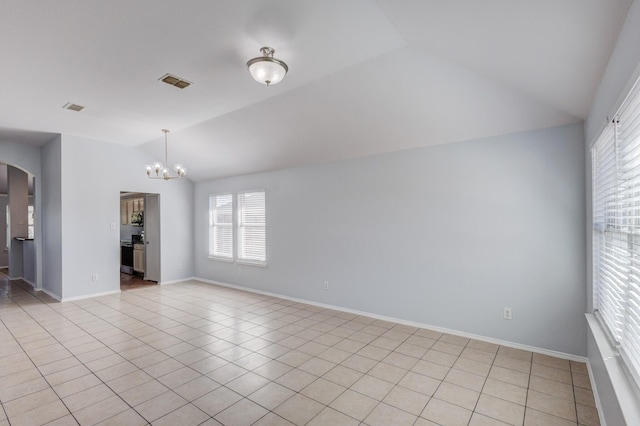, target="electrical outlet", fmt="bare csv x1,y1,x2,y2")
503,307,512,320
323,281,329,290
92,273,98,282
